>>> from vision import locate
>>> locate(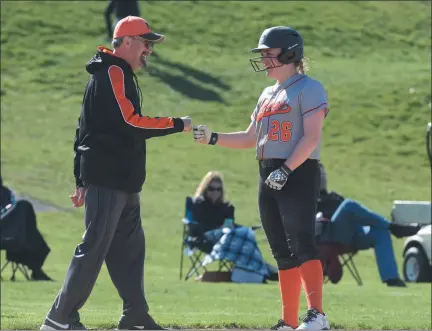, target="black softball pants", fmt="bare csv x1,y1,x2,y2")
258,159,320,270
